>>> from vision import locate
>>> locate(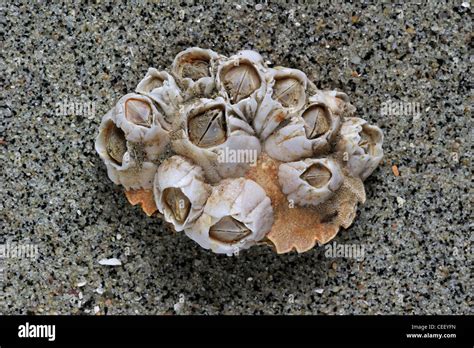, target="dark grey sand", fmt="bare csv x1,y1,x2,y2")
0,1,472,314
